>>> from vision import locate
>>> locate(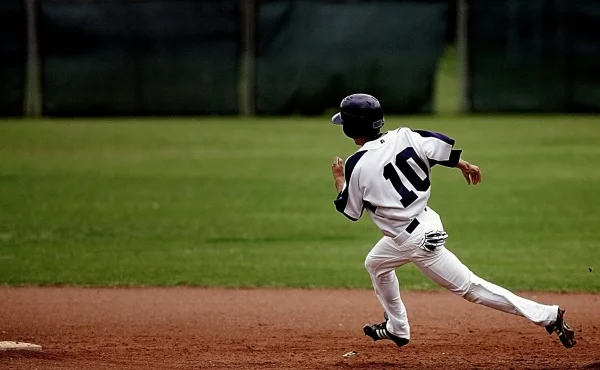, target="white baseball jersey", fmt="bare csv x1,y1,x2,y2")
334,128,462,237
